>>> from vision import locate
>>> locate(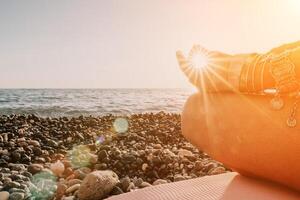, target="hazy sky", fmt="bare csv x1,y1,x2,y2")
1,0,300,88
